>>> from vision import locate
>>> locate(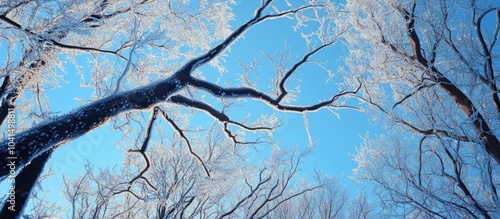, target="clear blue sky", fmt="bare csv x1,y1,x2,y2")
1,0,381,212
